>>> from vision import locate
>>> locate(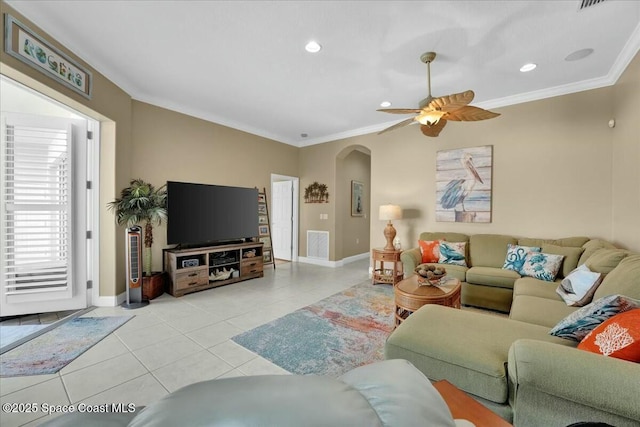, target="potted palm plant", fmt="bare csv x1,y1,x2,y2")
108,179,167,299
